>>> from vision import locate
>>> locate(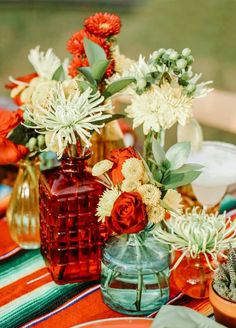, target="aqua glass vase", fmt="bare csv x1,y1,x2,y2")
101,230,170,315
